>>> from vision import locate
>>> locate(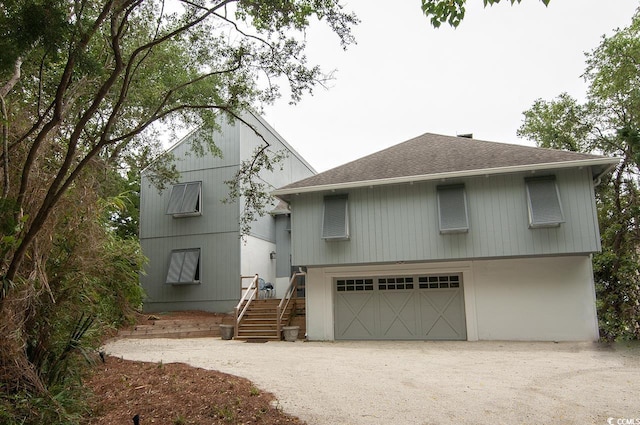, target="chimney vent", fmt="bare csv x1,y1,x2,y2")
457,133,473,139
